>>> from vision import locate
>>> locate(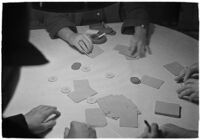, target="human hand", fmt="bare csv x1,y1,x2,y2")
160,123,198,138
24,105,61,135
64,121,96,138
139,123,162,138
69,33,93,54
129,26,149,58
176,79,199,103
175,63,199,83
